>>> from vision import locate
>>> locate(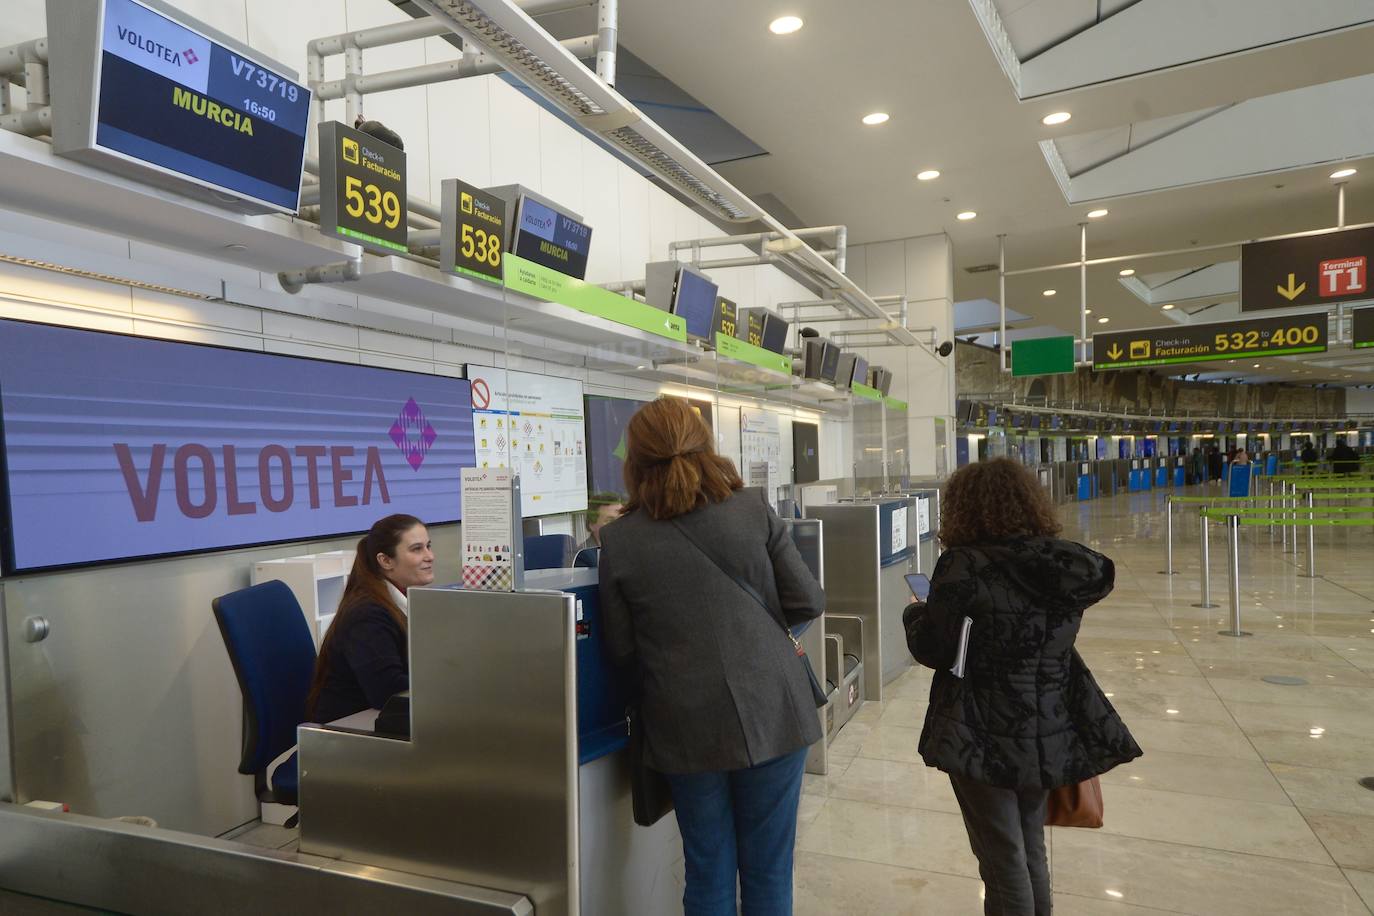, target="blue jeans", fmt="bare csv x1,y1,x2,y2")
665,747,809,916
